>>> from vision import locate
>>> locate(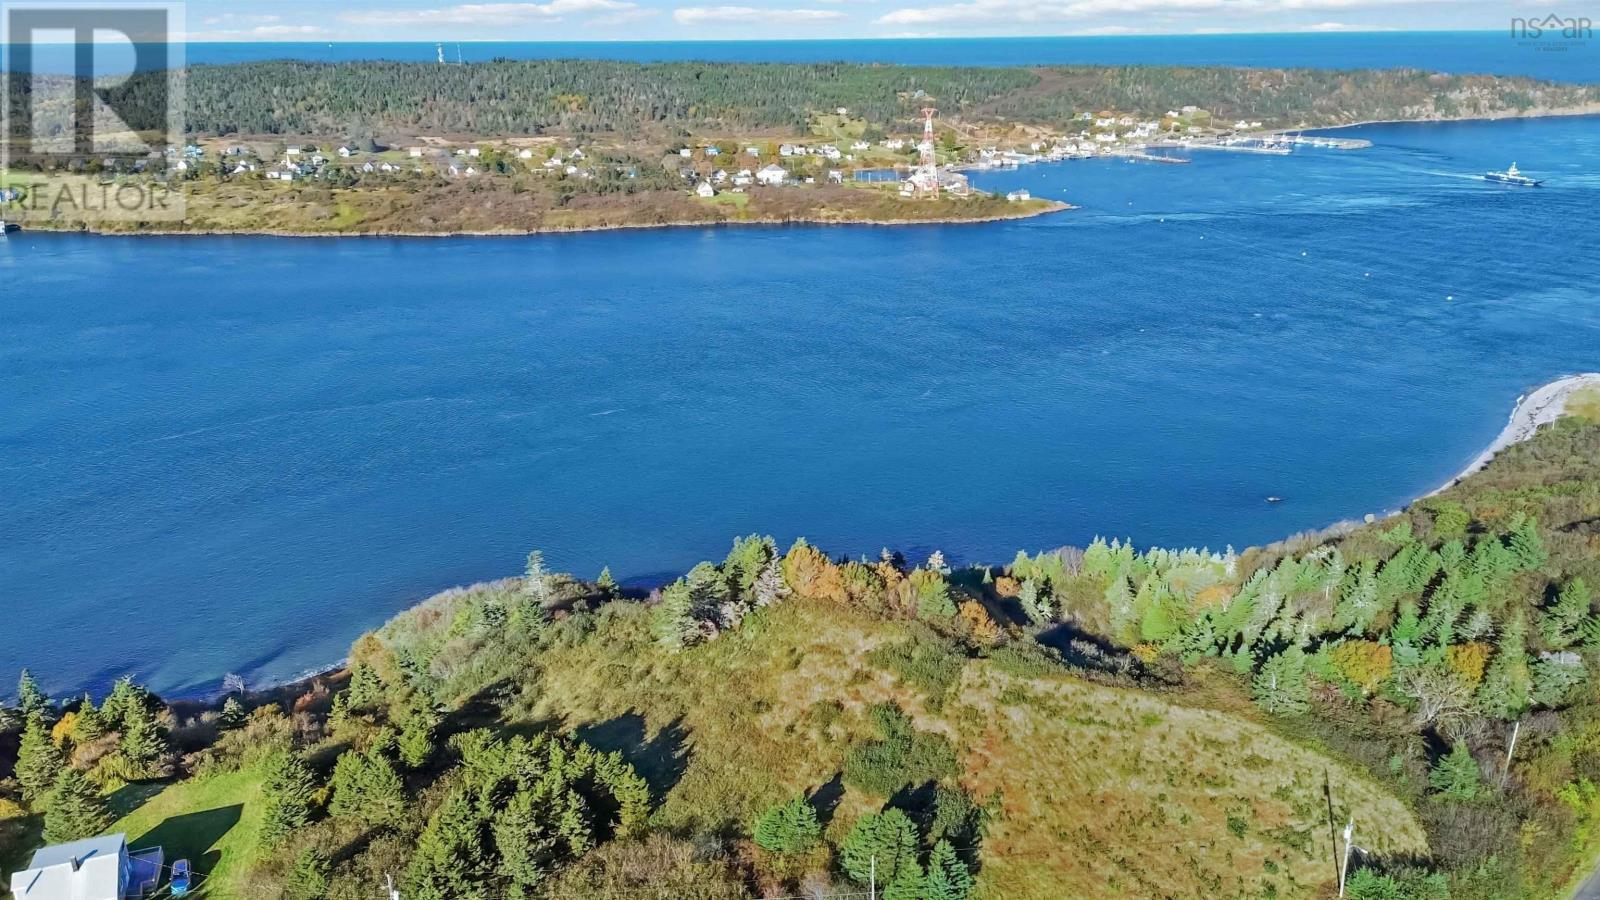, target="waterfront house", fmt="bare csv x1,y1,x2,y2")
9,834,164,900
756,164,787,186
695,181,716,198
1006,189,1031,202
